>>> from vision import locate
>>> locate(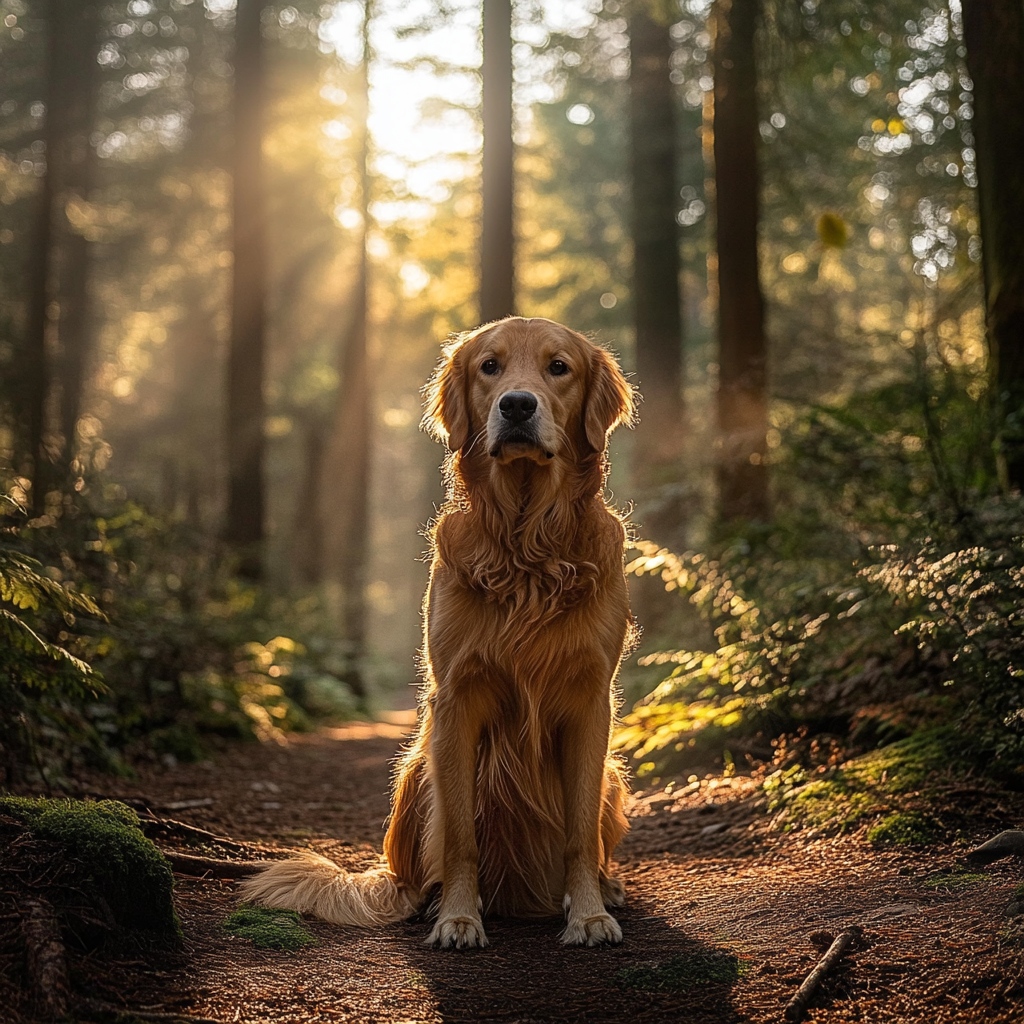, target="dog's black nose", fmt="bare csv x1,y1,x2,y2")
498,391,537,424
